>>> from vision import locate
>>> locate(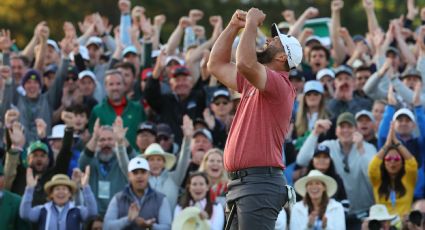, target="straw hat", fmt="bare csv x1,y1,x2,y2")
142,143,176,170
366,204,397,221
172,207,210,230
44,174,77,194
294,170,337,197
